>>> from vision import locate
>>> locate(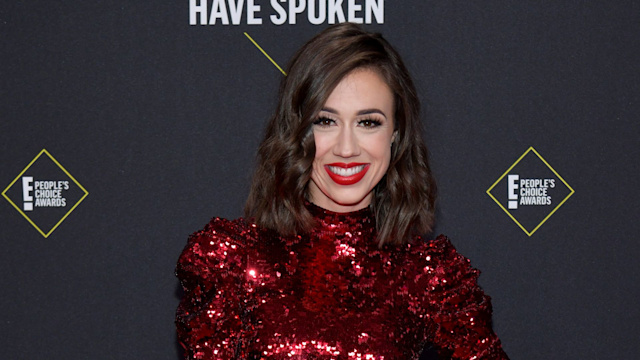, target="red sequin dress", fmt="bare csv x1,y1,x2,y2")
176,204,508,359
